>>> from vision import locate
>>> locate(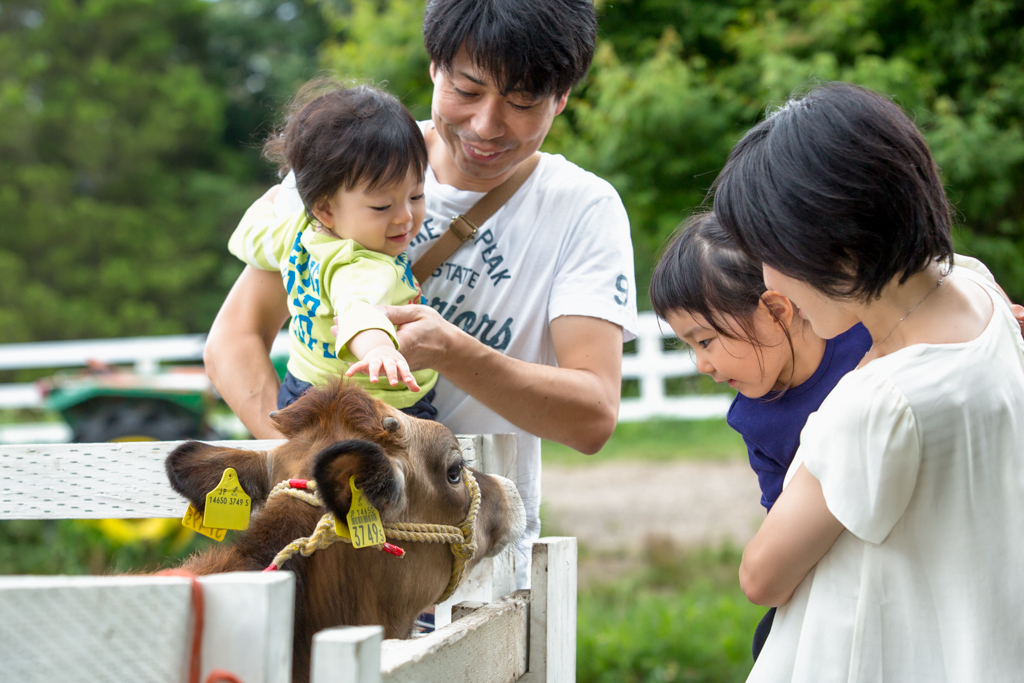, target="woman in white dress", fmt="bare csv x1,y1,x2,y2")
713,82,1024,682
